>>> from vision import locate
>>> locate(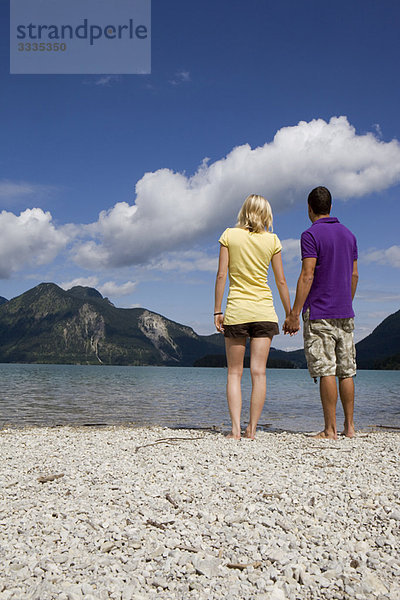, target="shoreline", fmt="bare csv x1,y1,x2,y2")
1,427,399,599
1,422,400,434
